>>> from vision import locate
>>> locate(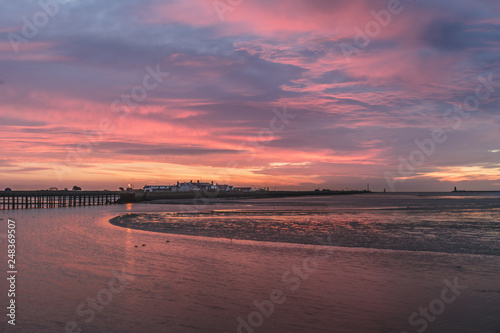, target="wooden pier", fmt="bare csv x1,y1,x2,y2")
0,190,135,210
